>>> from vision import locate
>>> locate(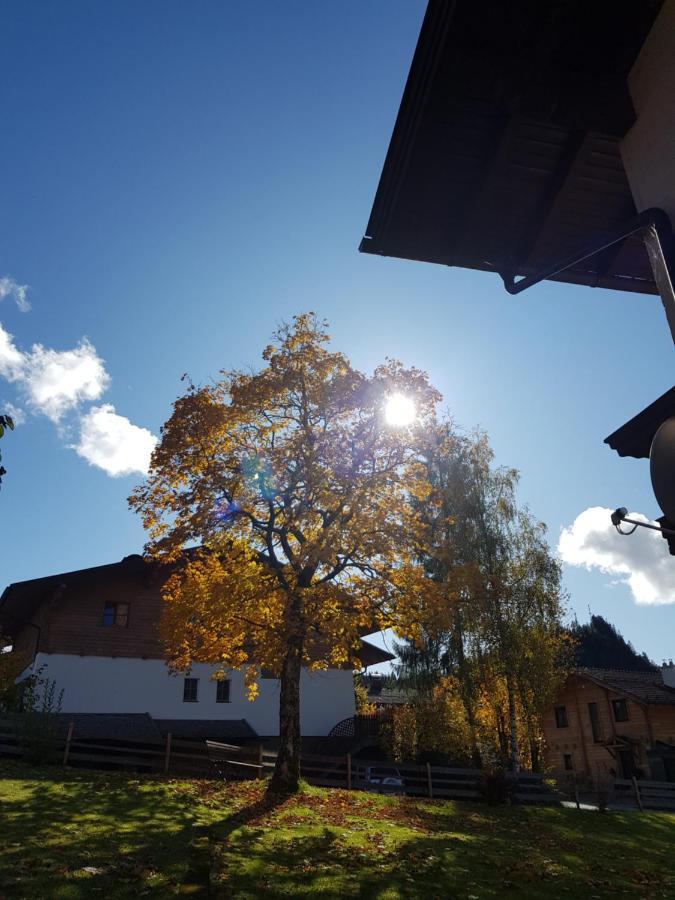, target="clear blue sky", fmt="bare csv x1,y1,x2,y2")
1,1,673,663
